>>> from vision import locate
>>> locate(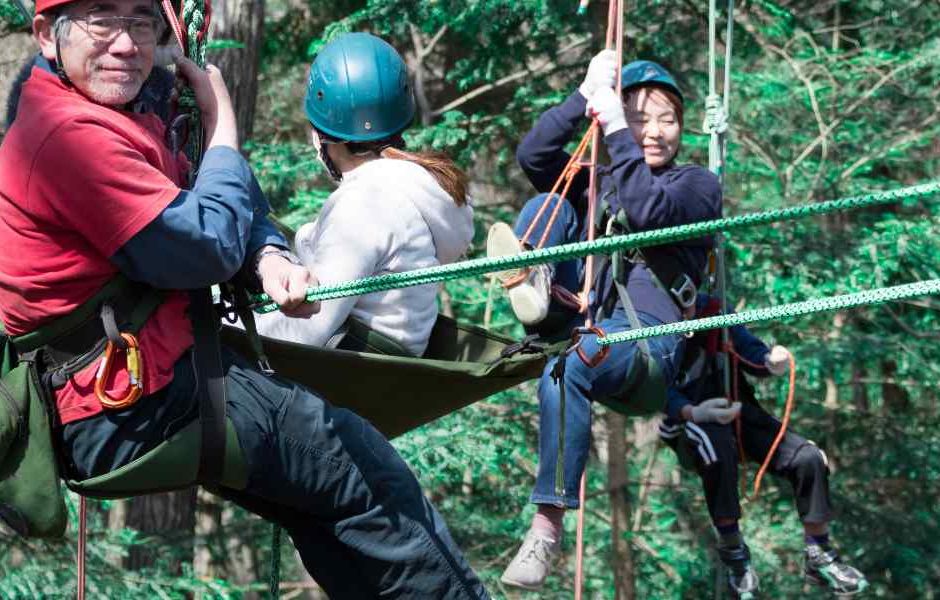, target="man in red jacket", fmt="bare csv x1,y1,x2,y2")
0,1,489,597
